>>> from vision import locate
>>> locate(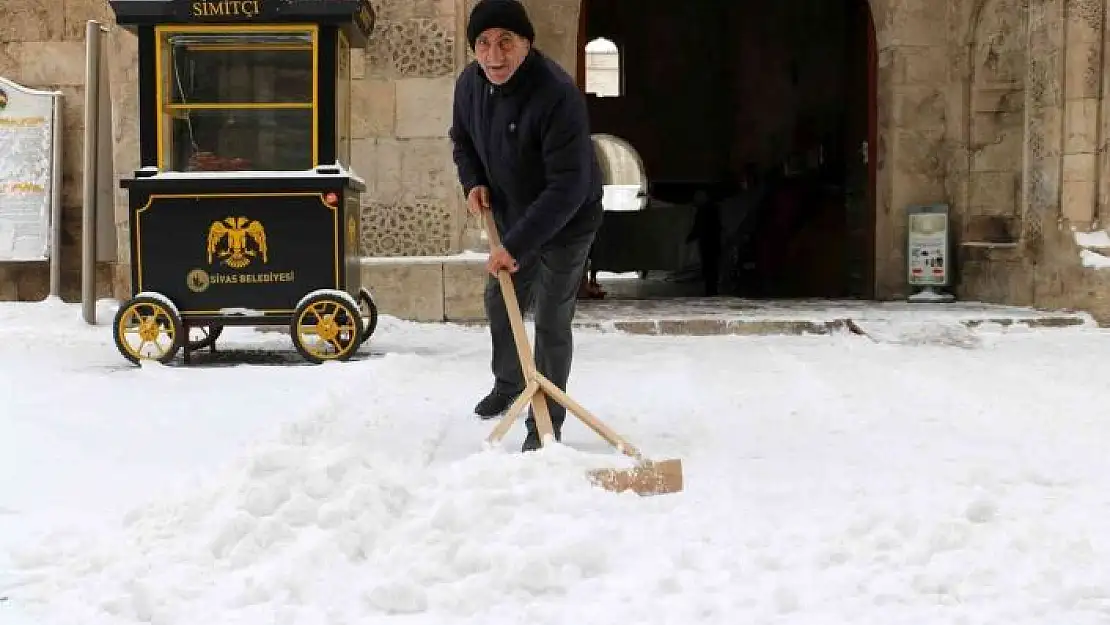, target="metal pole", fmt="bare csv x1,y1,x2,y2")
48,92,63,299
81,20,100,324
